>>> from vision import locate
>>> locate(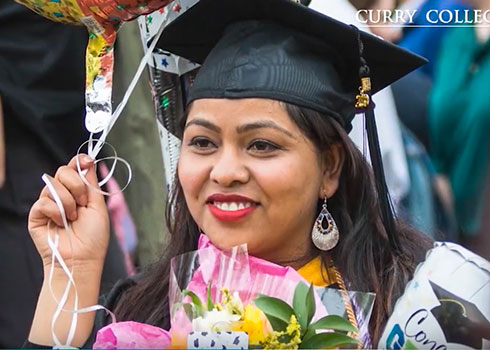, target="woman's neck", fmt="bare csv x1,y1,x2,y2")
273,249,322,270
